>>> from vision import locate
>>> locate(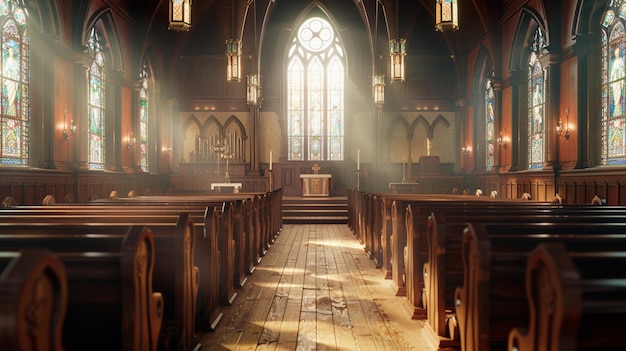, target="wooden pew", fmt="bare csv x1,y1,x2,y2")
508,243,626,351
0,215,196,351
401,201,626,349
0,249,67,351
88,191,281,277
454,222,626,351
3,193,277,331
424,207,626,331
0,227,164,351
